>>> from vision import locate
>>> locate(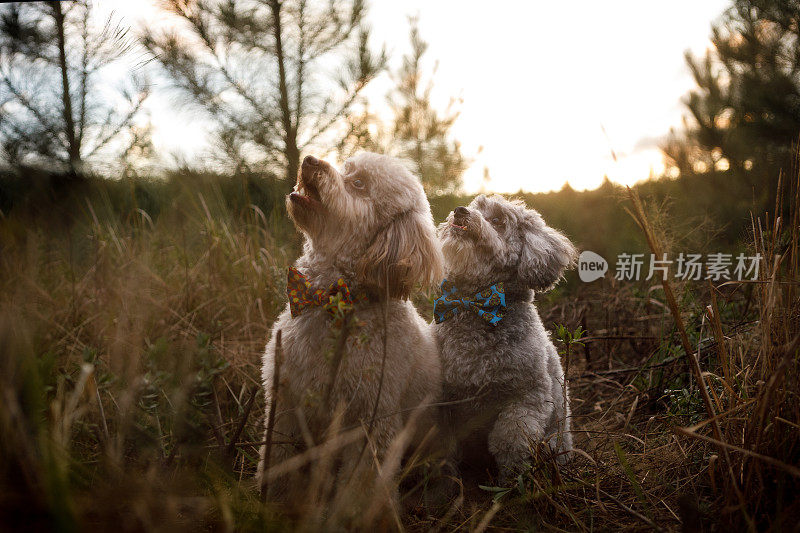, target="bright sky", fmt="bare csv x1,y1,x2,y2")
107,0,730,193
